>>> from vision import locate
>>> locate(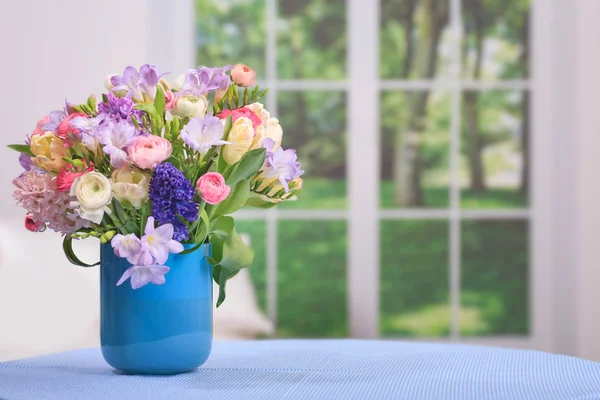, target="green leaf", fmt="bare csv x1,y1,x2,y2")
251,85,259,100
180,242,202,255
113,199,127,226
102,93,108,104
124,221,138,234
213,179,251,217
62,236,99,267
7,144,34,157
213,265,240,307
226,148,266,187
193,208,211,244
140,203,150,236
245,195,279,209
154,85,166,116
211,219,254,271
